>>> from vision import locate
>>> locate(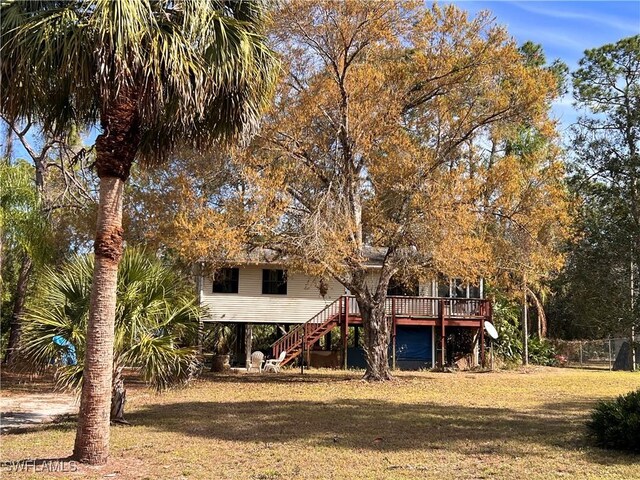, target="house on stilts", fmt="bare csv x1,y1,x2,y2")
196,249,493,370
